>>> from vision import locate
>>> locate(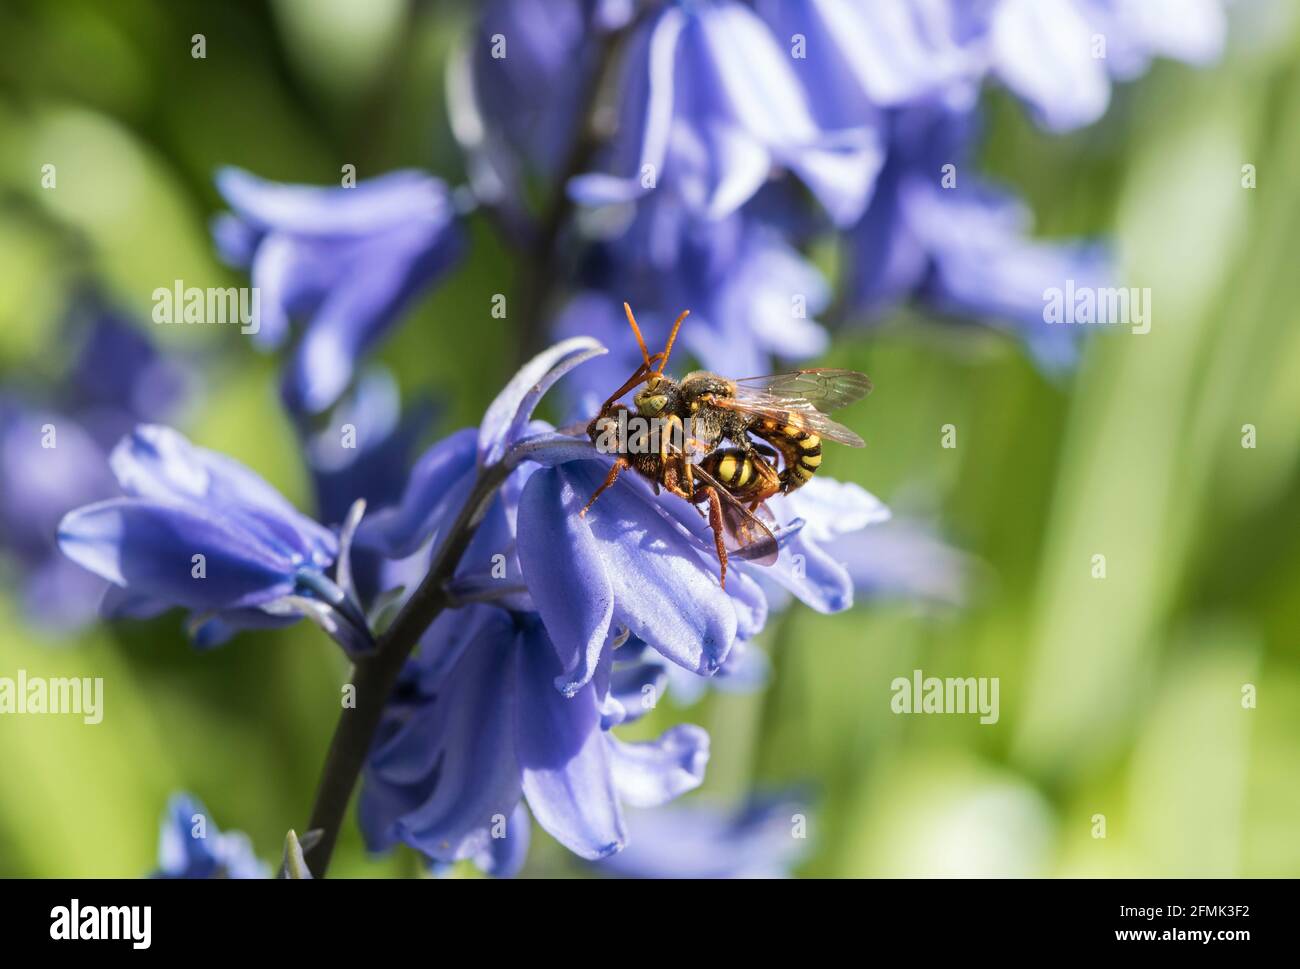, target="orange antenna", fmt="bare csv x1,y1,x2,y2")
656,309,689,375
623,302,651,368
599,359,656,415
